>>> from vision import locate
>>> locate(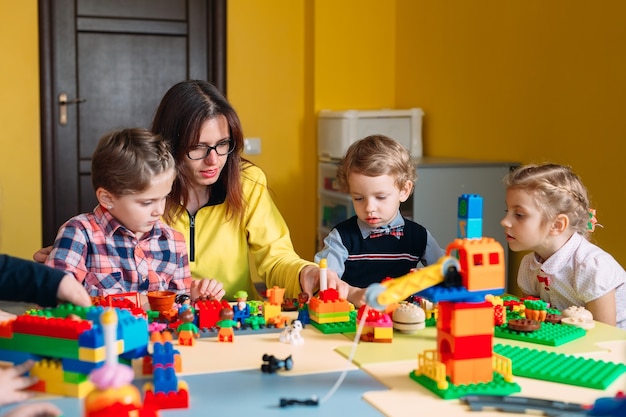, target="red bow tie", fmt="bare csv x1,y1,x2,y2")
369,225,404,238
